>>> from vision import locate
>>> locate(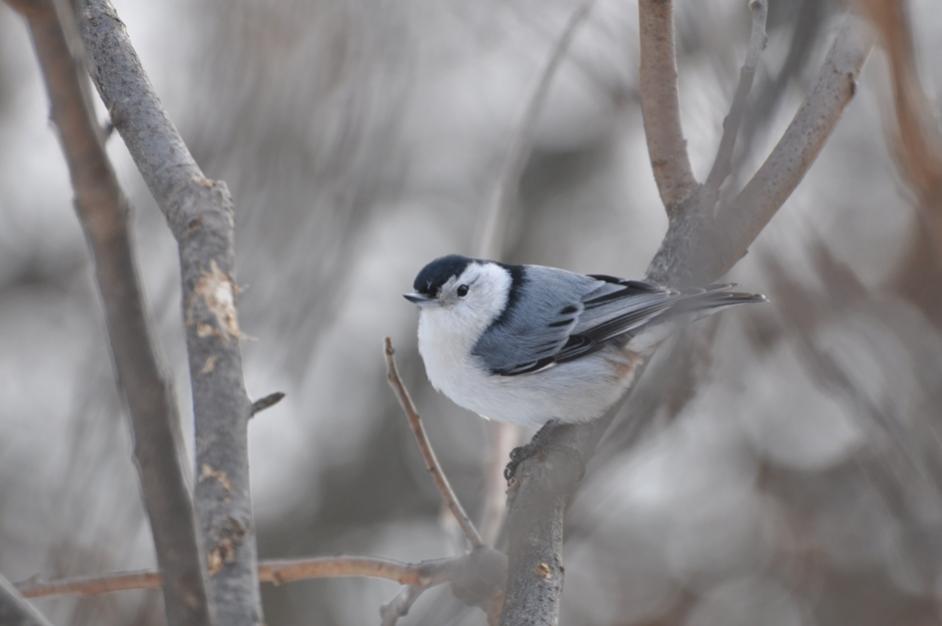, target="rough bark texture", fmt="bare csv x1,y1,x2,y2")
77,1,262,624
498,14,873,626
8,1,212,625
